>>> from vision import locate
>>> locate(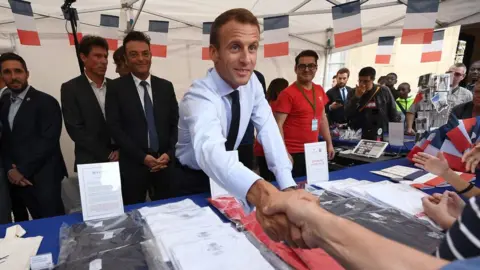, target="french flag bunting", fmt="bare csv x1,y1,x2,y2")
413,92,423,104
202,22,212,60
421,30,444,63
65,8,83,46
375,36,395,64
9,0,40,46
148,20,169,58
401,0,440,44
332,0,362,48
263,15,289,58
100,14,119,51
